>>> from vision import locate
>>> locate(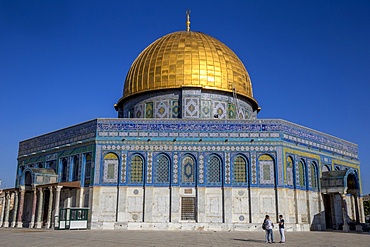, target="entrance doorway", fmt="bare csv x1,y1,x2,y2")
323,194,332,229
